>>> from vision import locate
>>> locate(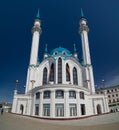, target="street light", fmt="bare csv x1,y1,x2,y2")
15,80,19,90
101,79,105,88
